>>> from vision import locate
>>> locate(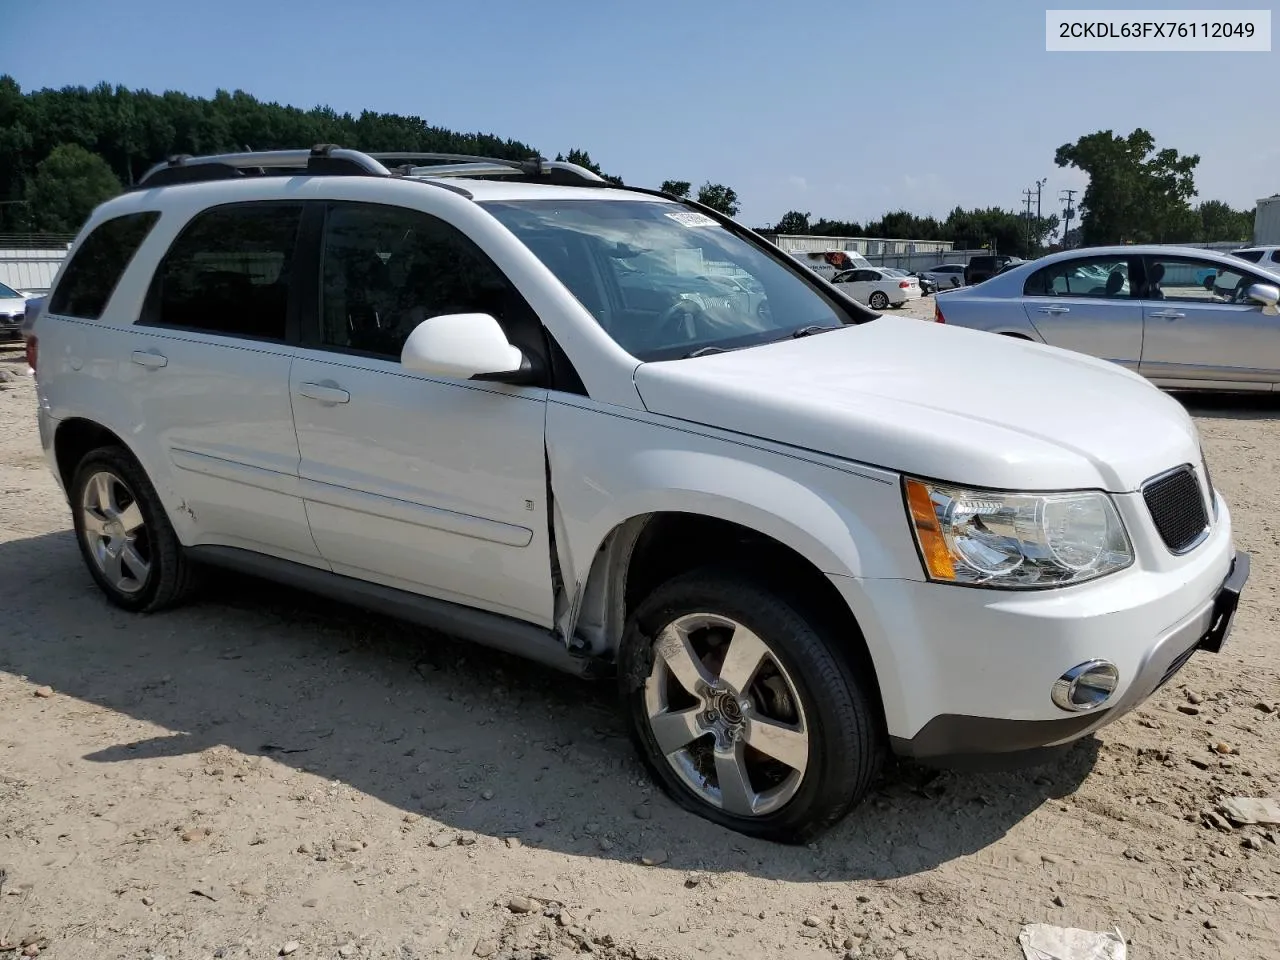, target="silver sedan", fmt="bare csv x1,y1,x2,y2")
932,245,1280,391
